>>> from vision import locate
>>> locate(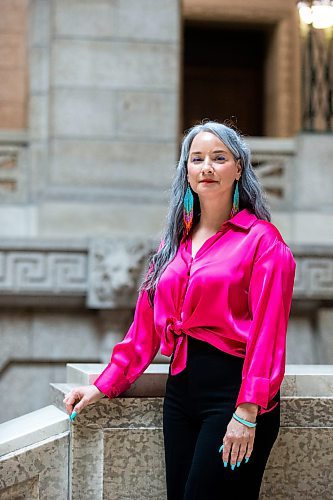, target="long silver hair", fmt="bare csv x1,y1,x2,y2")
140,120,271,307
